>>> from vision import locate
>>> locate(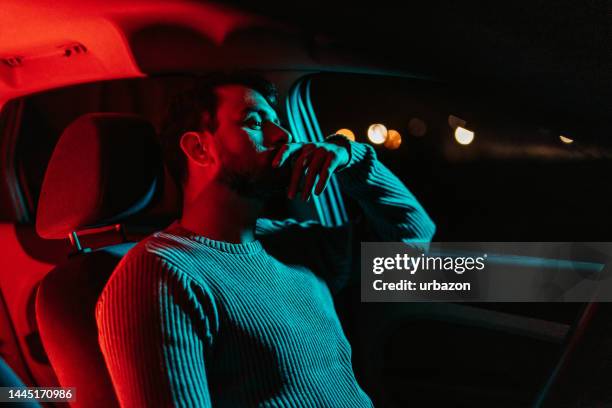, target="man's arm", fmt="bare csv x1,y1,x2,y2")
333,139,436,244
96,250,217,407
